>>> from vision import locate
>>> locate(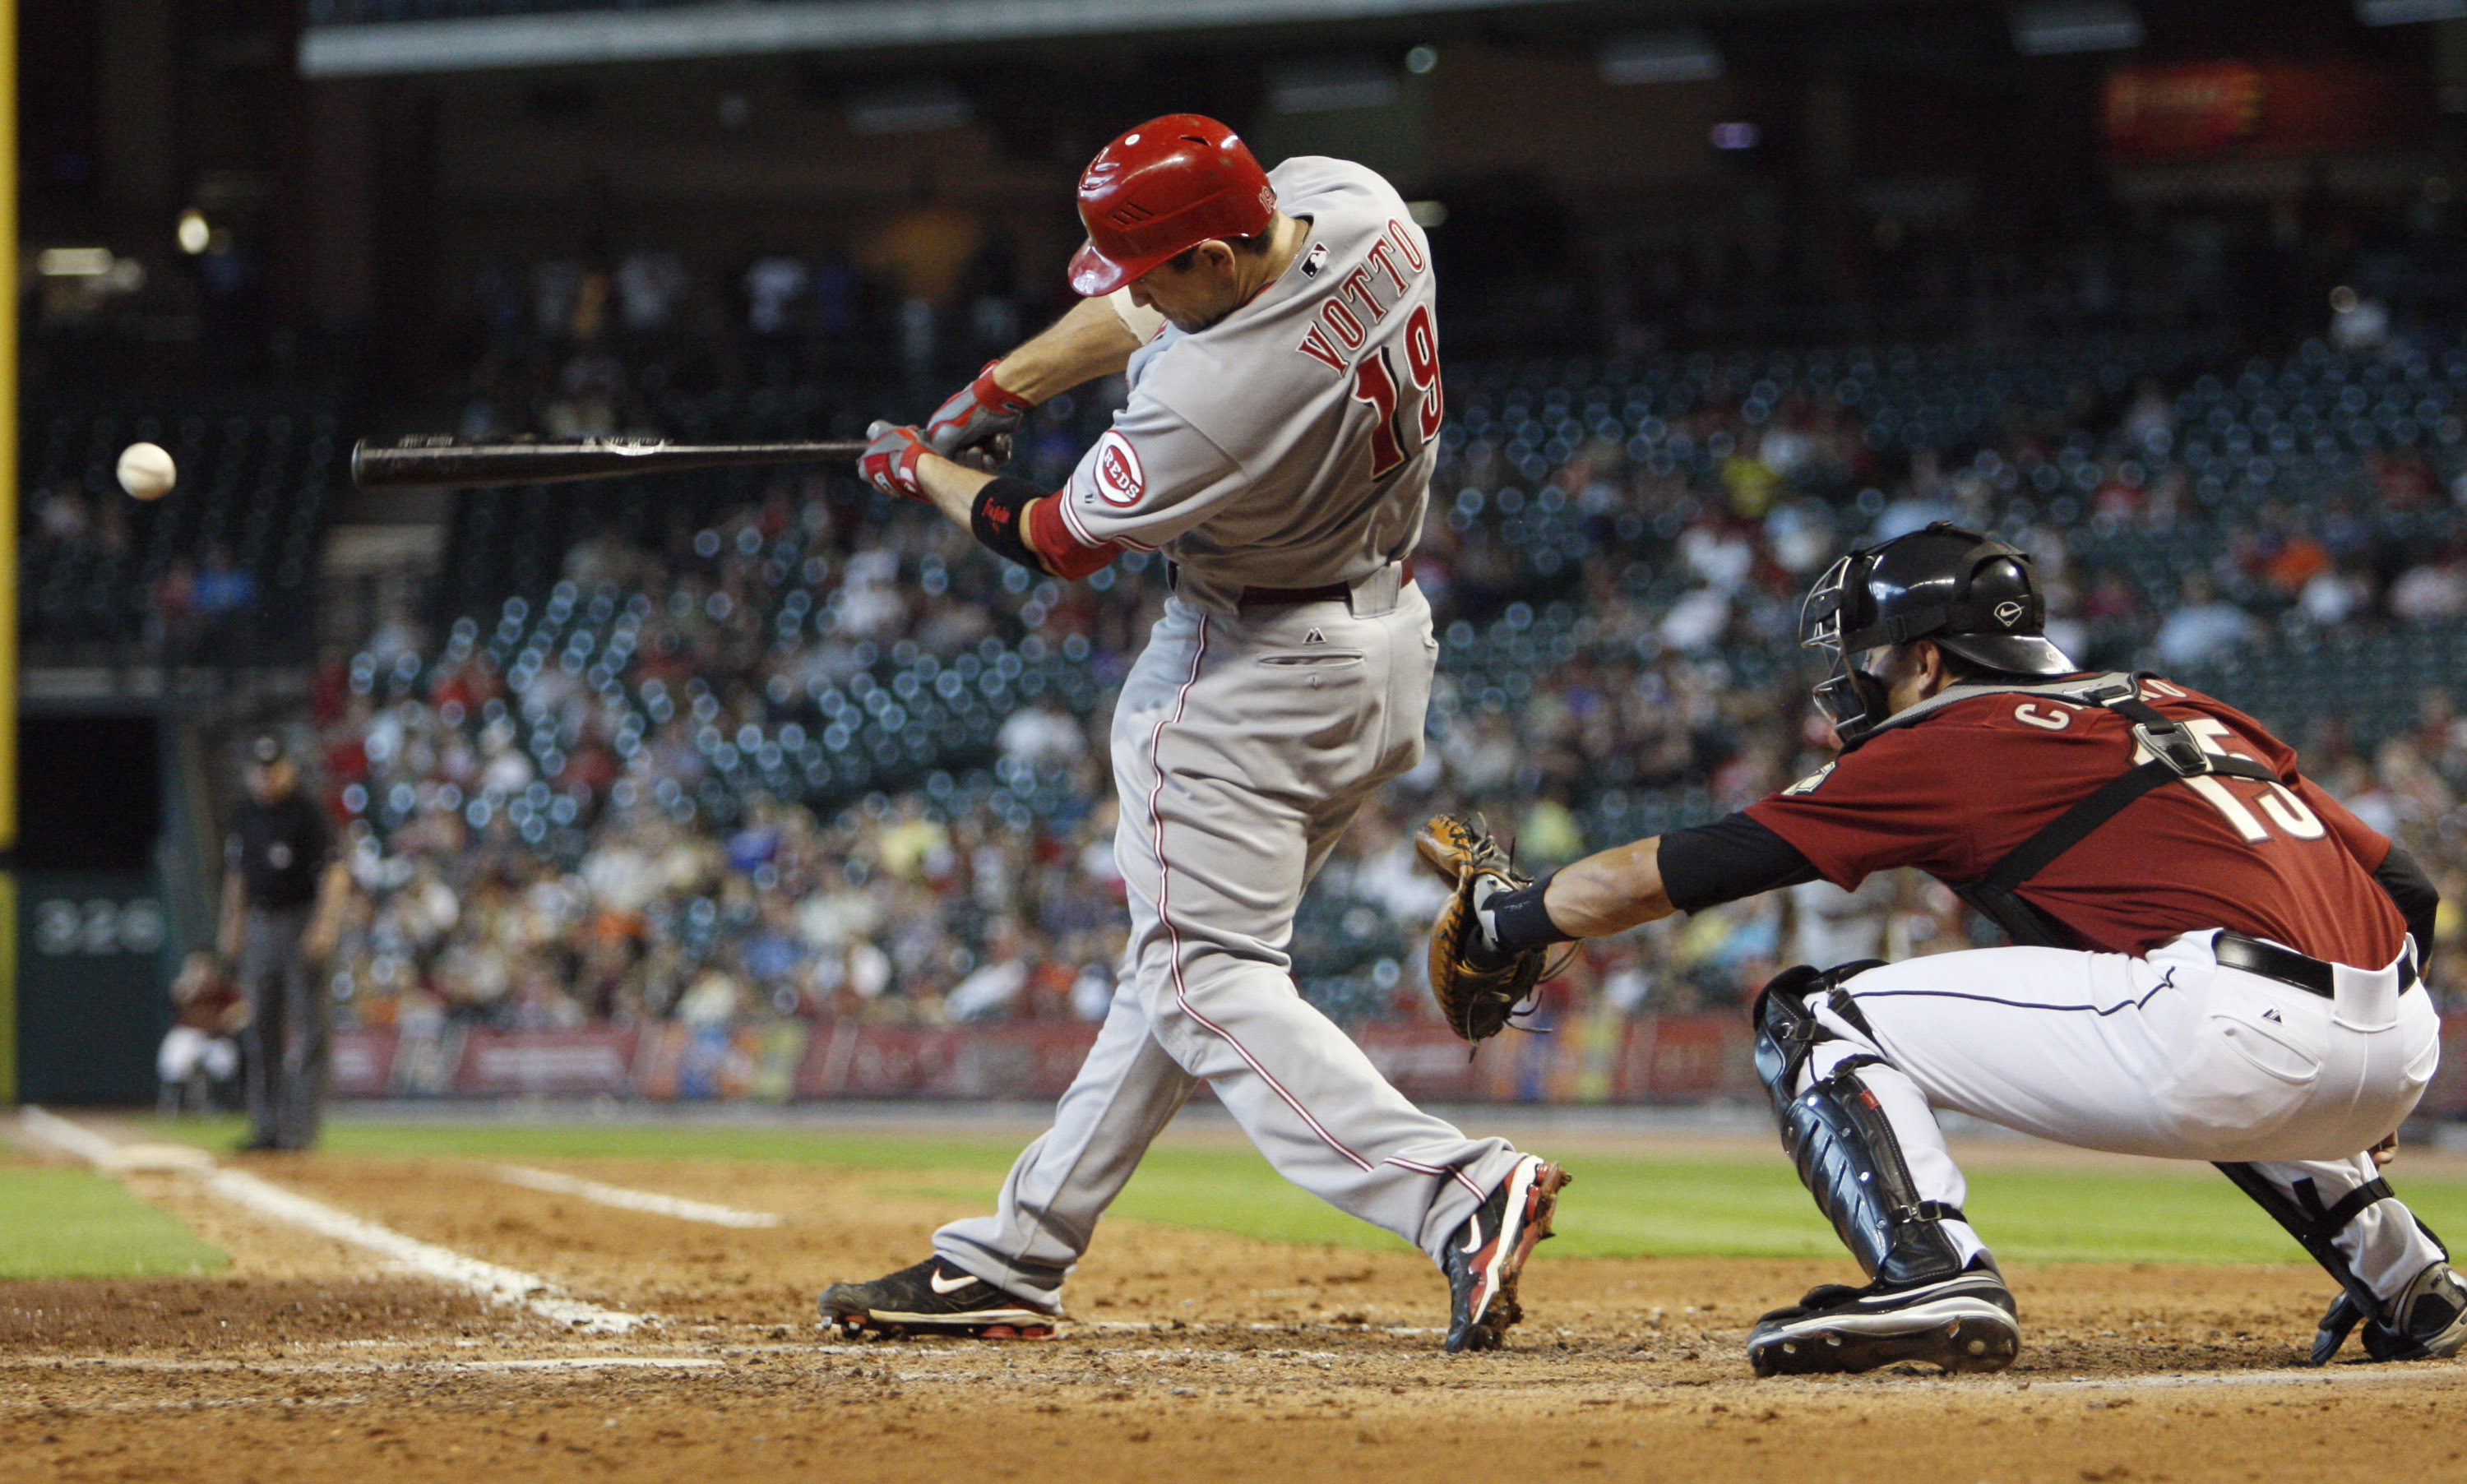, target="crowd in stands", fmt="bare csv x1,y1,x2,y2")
301,321,2467,1040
